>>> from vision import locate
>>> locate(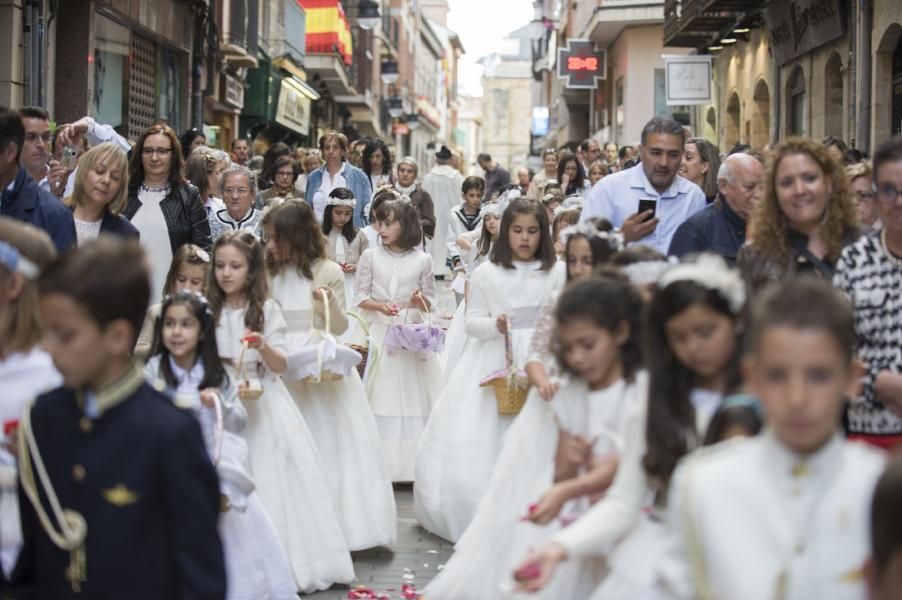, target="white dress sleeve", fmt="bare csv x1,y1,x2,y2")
654,461,697,599
465,263,500,340
552,398,649,556
263,300,289,353
354,248,374,307
417,252,436,305
526,293,557,366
